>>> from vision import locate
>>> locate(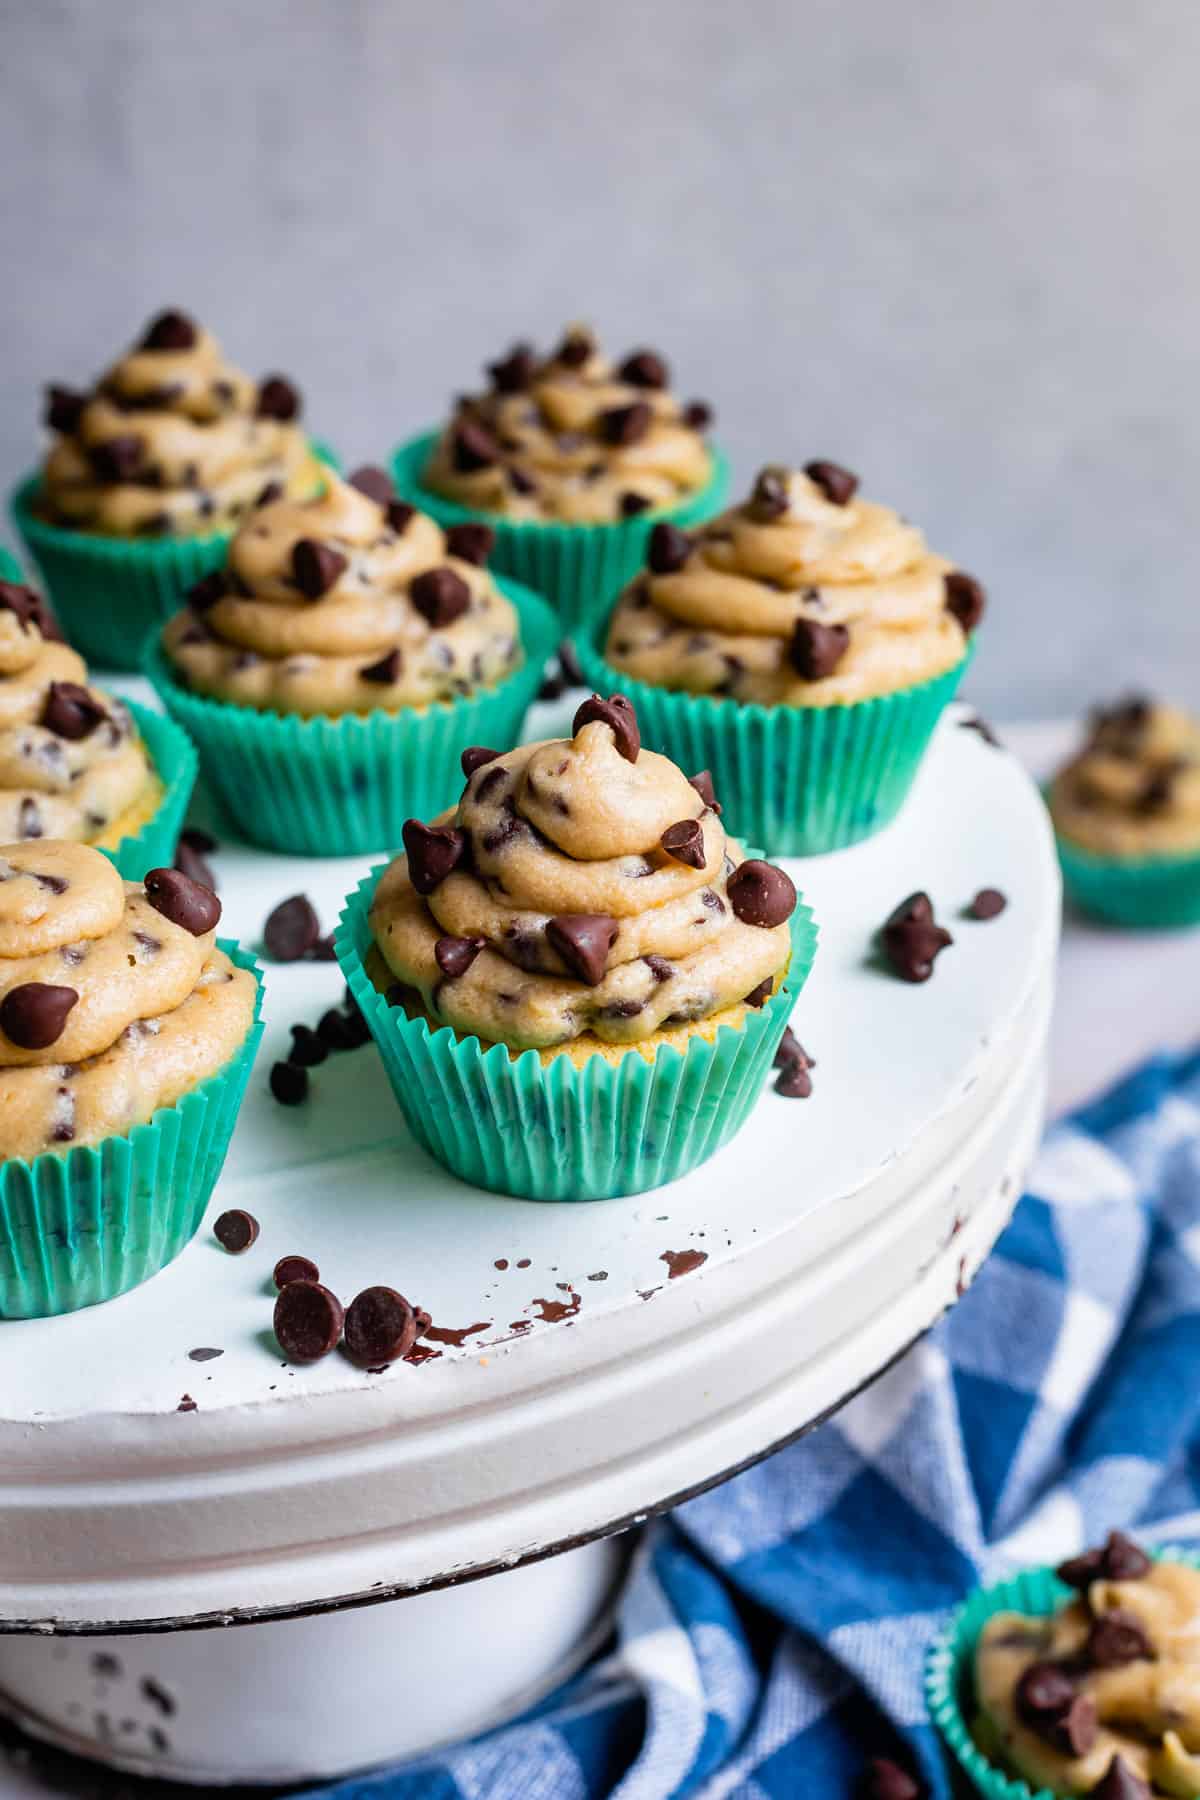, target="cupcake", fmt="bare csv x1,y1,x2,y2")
577,461,981,854
337,691,817,1201
0,844,262,1316
1048,696,1200,929
145,465,557,855
389,324,729,632
0,574,195,879
11,308,331,671
929,1531,1199,1797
